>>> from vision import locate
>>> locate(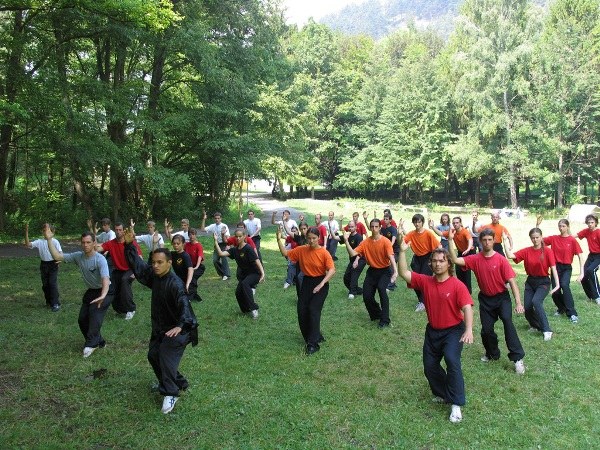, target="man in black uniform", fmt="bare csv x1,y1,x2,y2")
339,220,366,299
123,229,198,414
